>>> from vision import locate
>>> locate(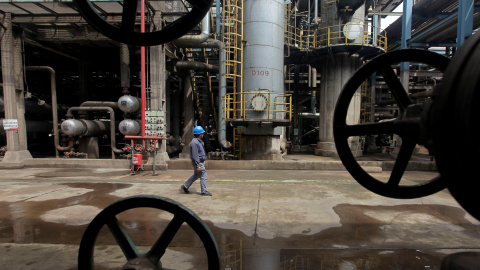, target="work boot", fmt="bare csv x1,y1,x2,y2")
201,191,212,196
180,185,189,194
